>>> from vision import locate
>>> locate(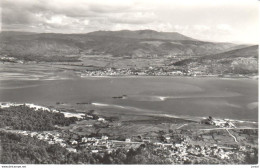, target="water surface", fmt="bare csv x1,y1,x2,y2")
0,77,257,121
